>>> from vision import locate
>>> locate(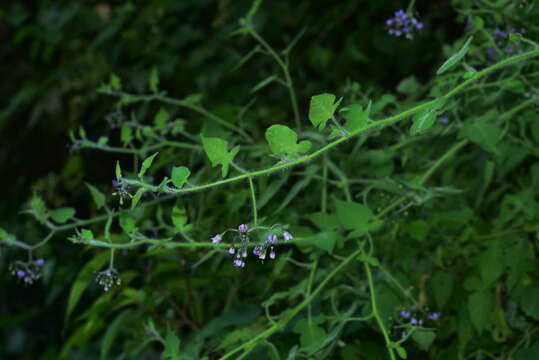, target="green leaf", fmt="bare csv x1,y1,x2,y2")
149,67,159,92
162,330,181,360
334,199,372,232
0,228,6,239
479,239,504,286
432,271,454,308
138,152,159,179
513,341,539,360
110,73,121,90
171,166,190,188
101,309,132,360
520,286,539,320
131,188,145,209
410,109,436,135
313,231,338,253
437,36,474,75
412,331,436,351
171,202,191,233
50,207,76,223
293,319,327,352
86,183,106,210
120,123,133,146
201,136,240,177
30,194,49,222
410,98,446,135
341,102,370,132
265,125,312,158
119,214,137,234
309,93,341,130
395,345,407,359
81,229,94,241
116,161,122,181
459,113,501,154
468,289,493,335
154,108,169,130
65,252,109,321
397,76,421,95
